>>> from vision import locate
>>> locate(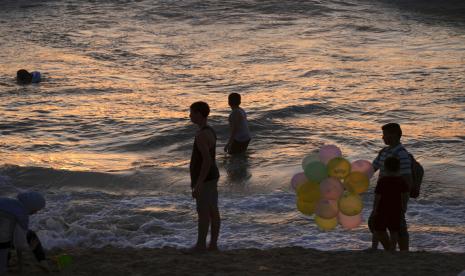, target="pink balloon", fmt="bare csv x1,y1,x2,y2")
320,177,344,200
319,145,342,165
338,212,362,229
315,199,338,219
351,160,374,179
290,172,308,191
